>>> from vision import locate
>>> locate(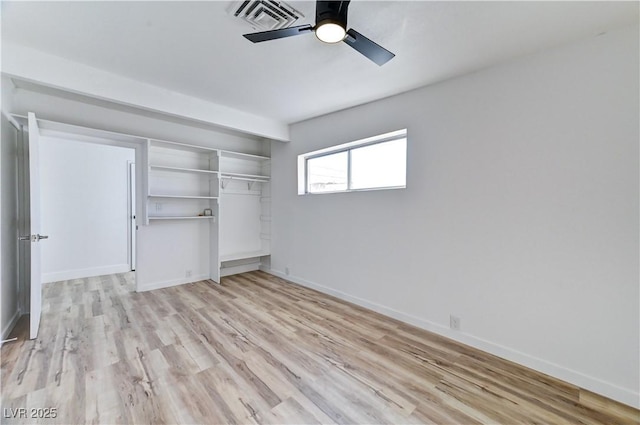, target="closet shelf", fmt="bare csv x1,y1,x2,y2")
220,172,270,189
221,176,269,185
149,165,219,175
148,194,219,200
150,139,218,153
220,150,270,161
148,216,214,220
220,172,270,181
220,250,271,262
